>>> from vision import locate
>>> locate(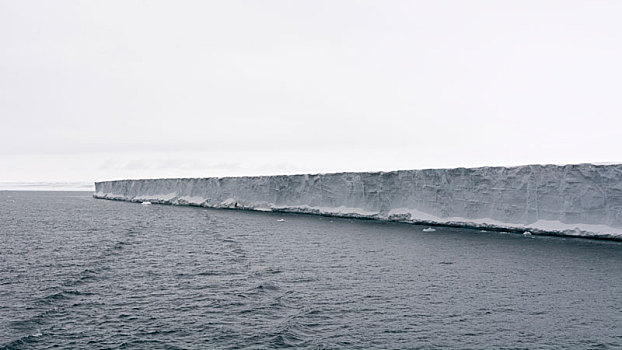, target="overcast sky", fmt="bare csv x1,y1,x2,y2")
1,0,621,184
